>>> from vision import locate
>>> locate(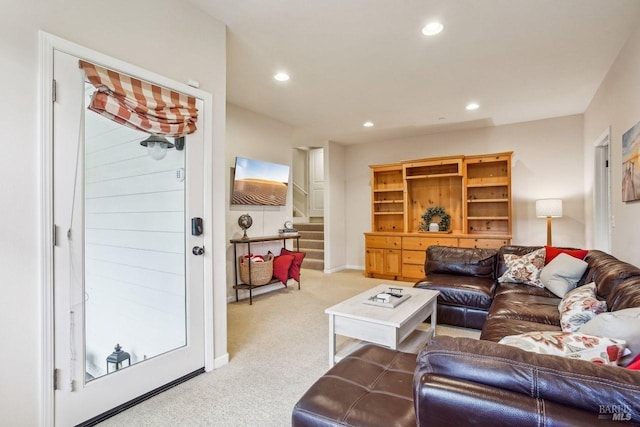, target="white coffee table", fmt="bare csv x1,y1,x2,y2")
325,284,439,366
